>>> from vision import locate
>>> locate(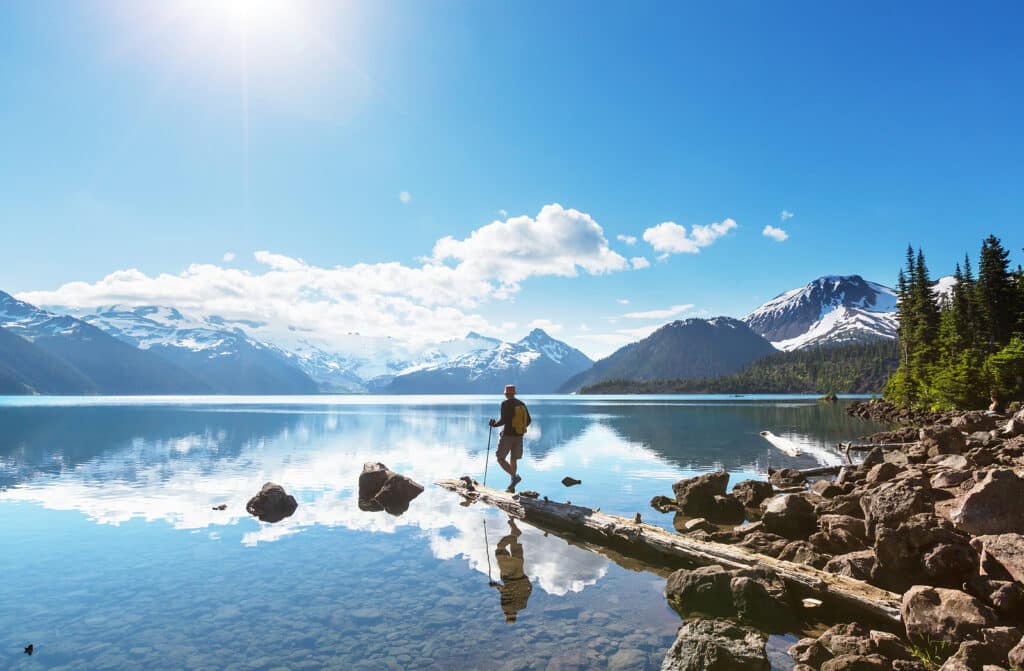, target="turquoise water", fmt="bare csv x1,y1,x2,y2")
0,395,884,670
